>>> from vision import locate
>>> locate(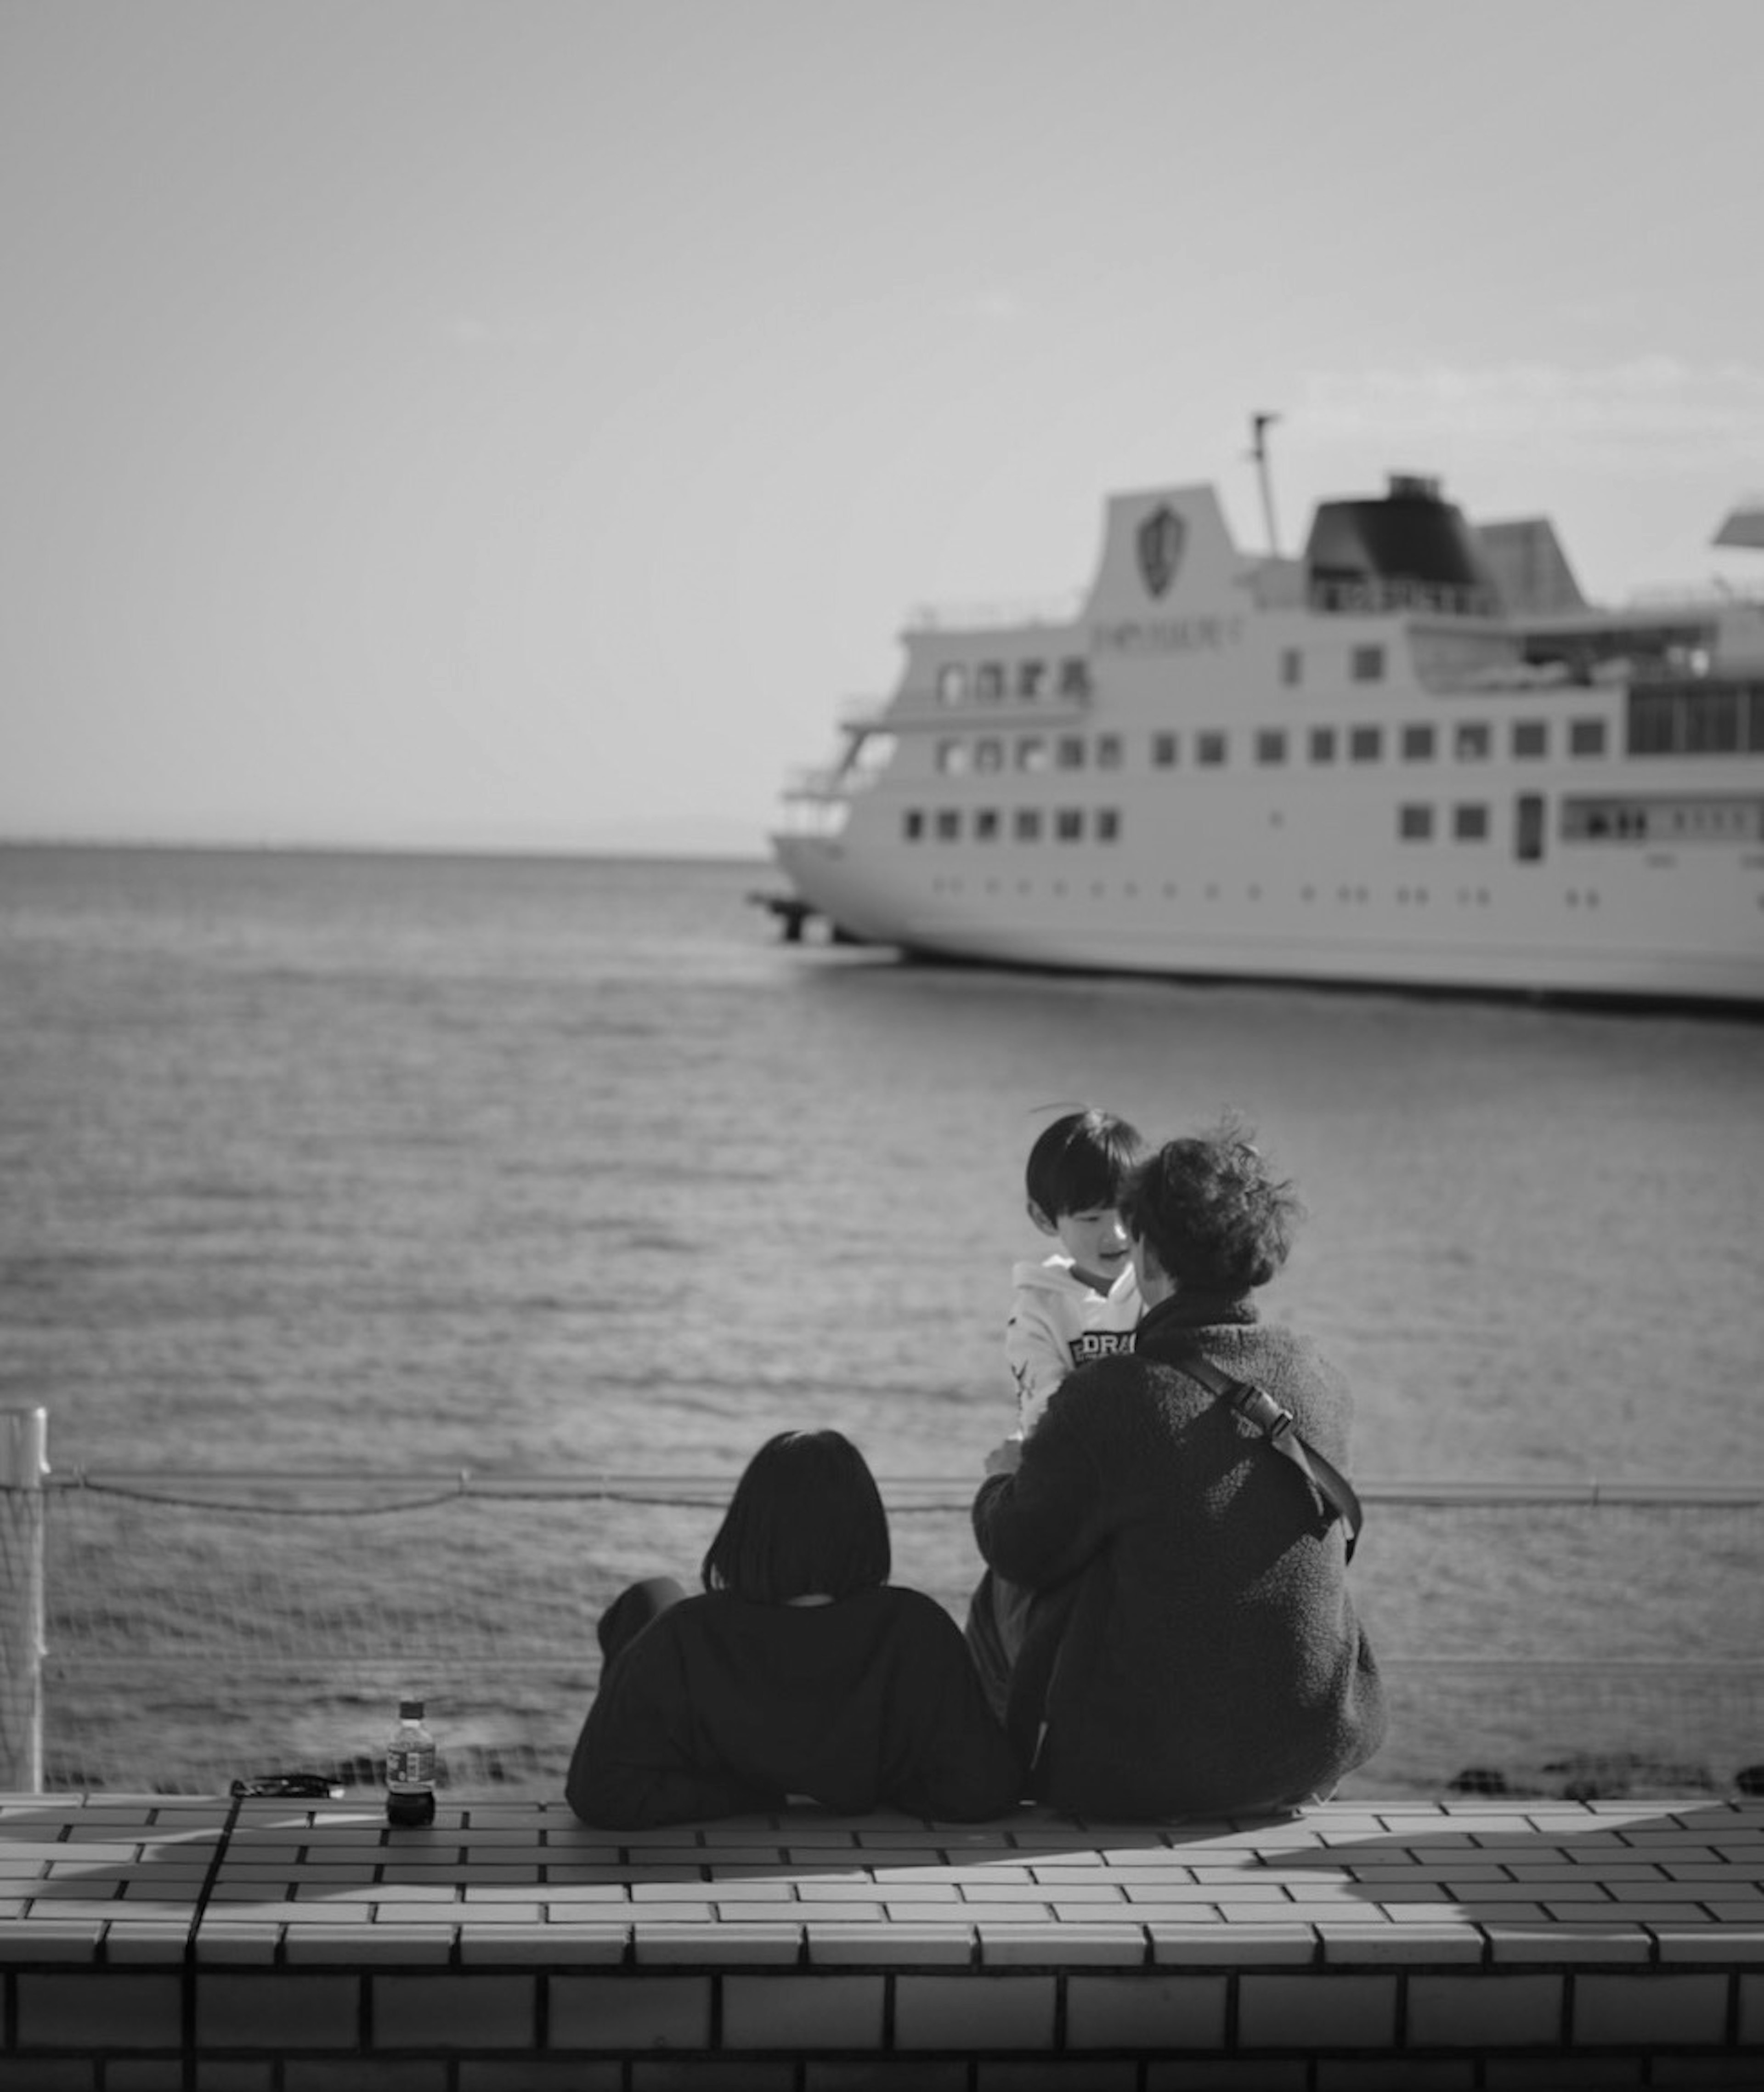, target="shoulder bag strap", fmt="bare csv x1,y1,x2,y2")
1175,1353,1363,1562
